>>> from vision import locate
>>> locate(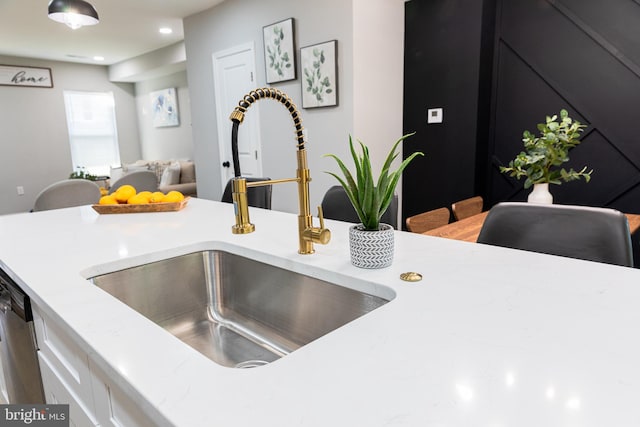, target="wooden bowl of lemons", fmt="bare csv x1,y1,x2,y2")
93,185,189,214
